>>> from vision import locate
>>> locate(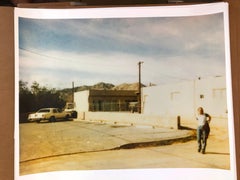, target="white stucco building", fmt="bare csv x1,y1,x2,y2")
73,76,227,128
142,76,227,121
